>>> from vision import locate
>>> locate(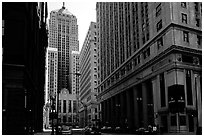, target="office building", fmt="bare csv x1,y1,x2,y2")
96,2,202,134
49,4,79,93
44,47,58,128
48,4,79,127
79,22,99,127
2,2,48,134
